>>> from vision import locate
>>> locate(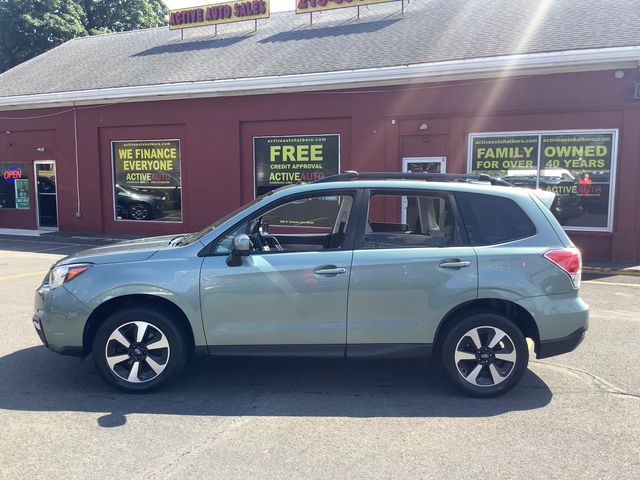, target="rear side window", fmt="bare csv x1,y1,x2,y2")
456,192,535,246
